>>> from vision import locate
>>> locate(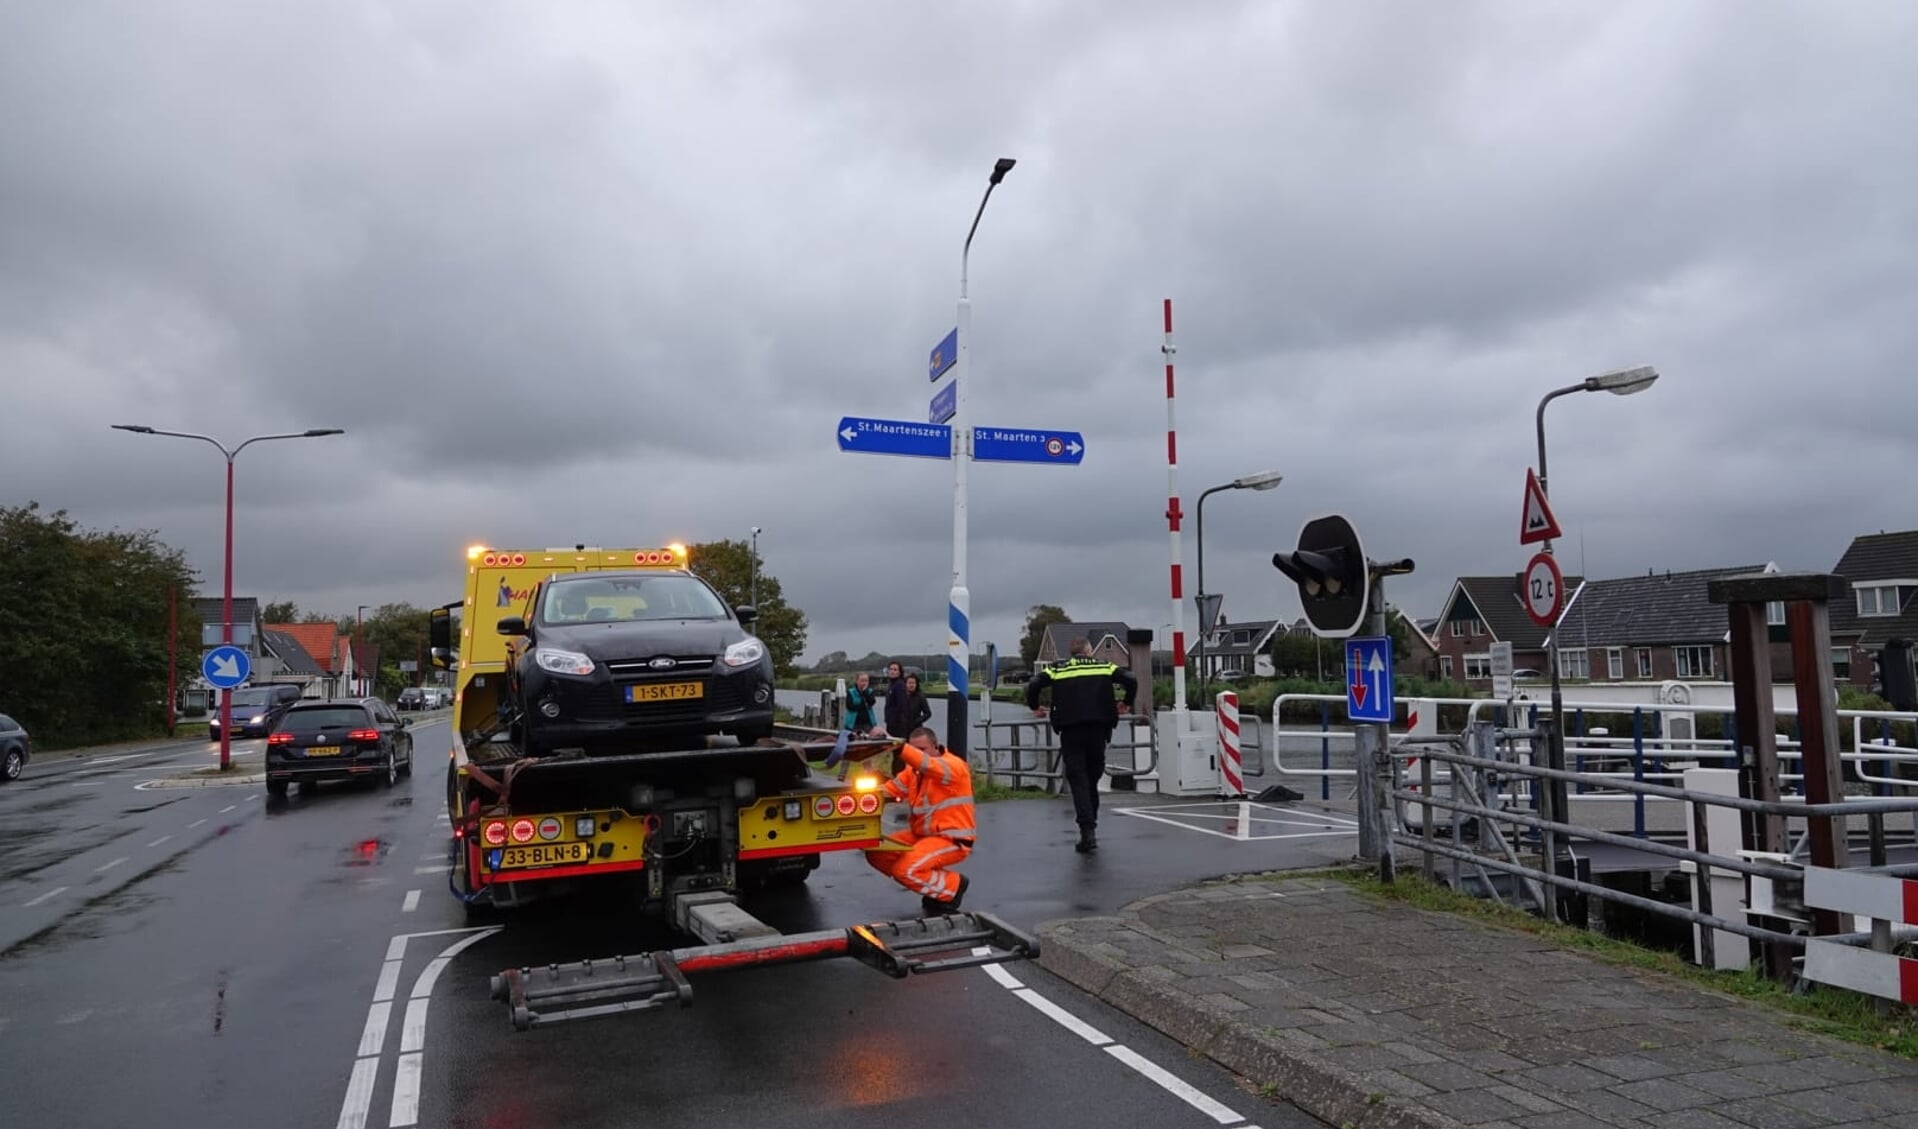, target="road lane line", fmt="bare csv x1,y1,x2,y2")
189,819,207,829
390,927,501,1127
374,960,404,1004
389,1054,423,1128
147,835,173,848
973,952,1255,1127
412,865,449,874
219,804,237,814
23,886,68,907
335,1057,380,1129
96,857,127,873
357,1002,393,1057
401,890,421,913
